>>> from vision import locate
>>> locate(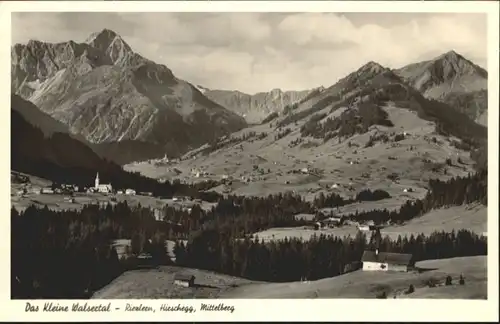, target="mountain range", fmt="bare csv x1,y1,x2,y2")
11,29,488,170
11,29,247,164
198,86,325,124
